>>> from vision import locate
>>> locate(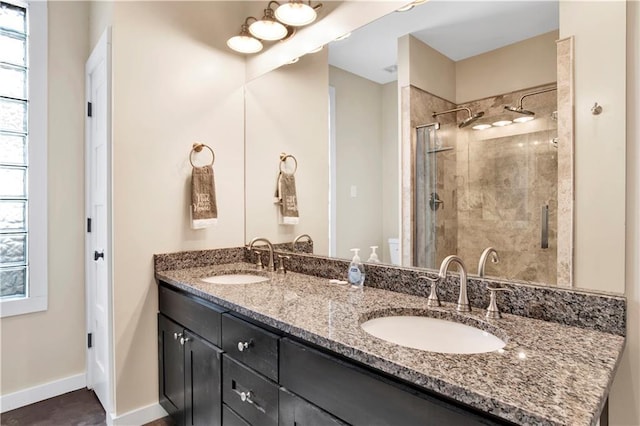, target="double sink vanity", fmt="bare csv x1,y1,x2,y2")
154,244,626,426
